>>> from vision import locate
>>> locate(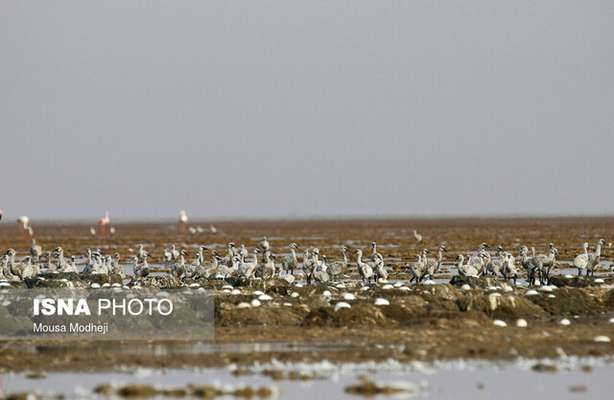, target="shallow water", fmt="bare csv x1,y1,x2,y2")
3,358,614,399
